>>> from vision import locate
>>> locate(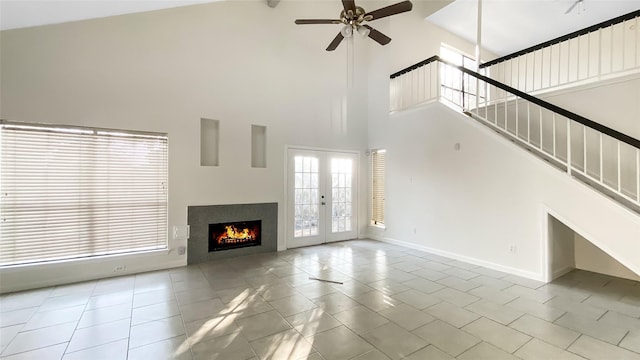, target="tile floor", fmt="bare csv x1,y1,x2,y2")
1,239,640,359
